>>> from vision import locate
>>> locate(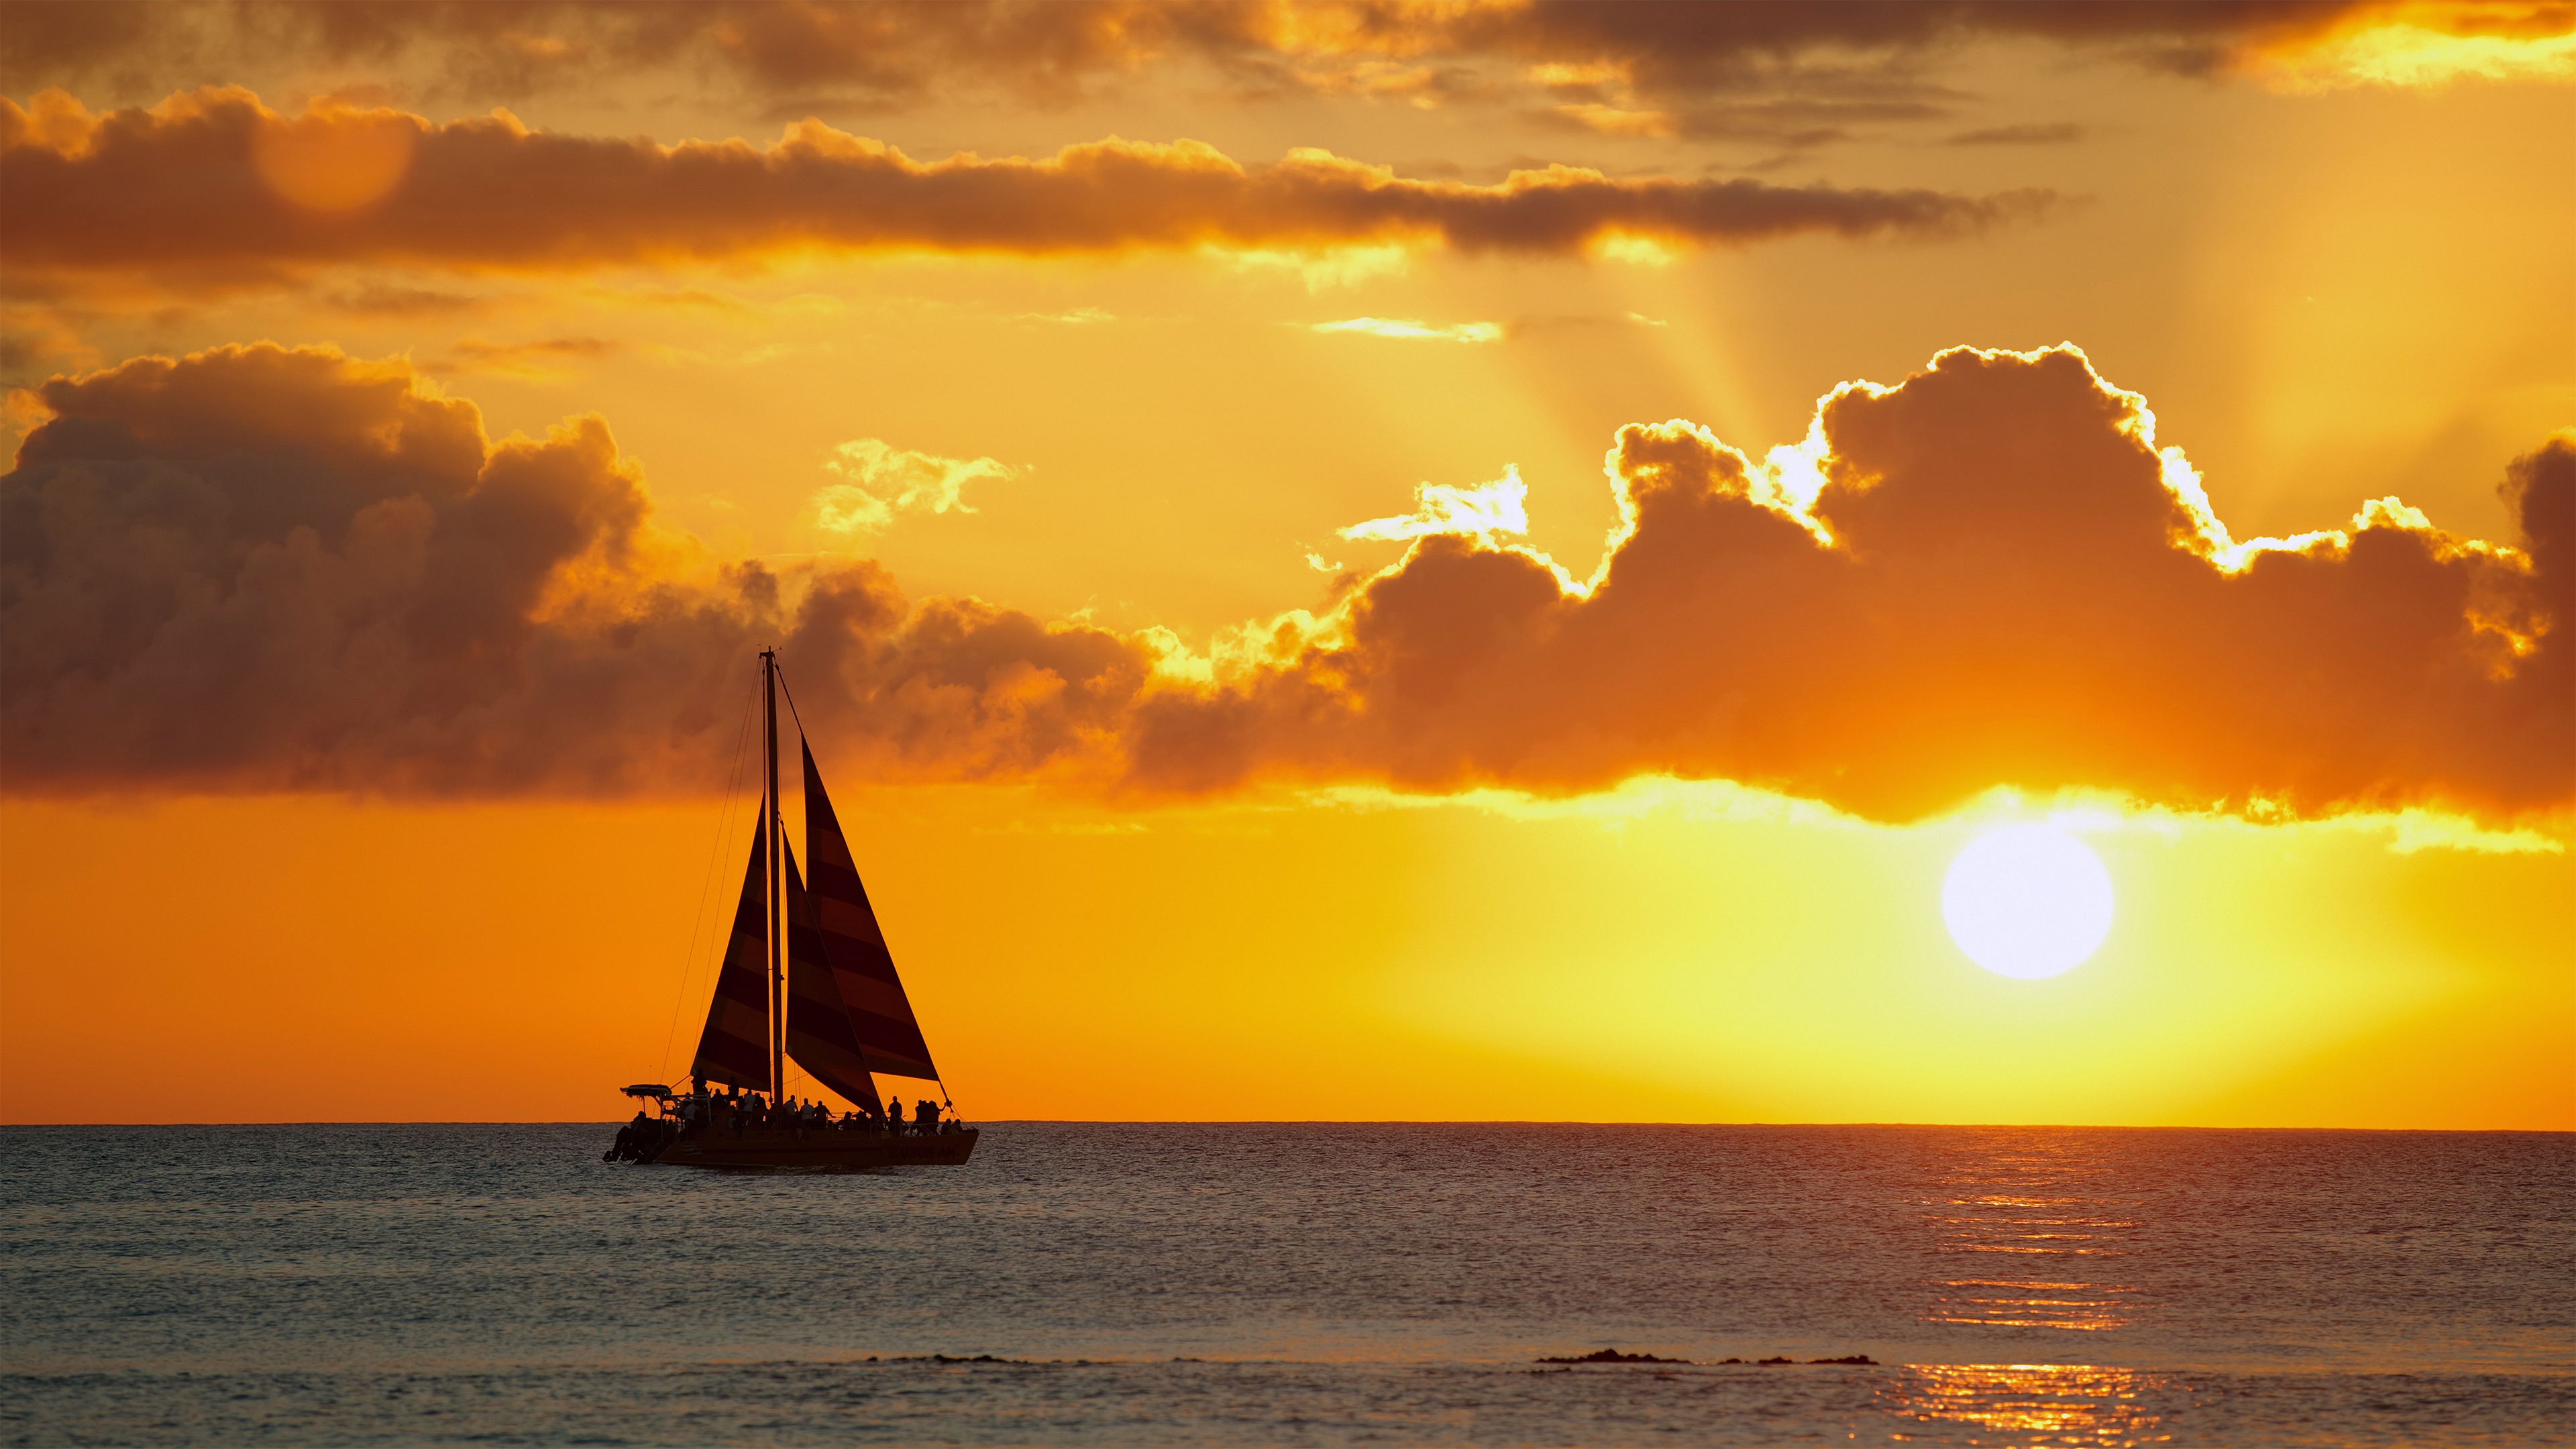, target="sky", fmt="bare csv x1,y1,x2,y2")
1,1,2570,1127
